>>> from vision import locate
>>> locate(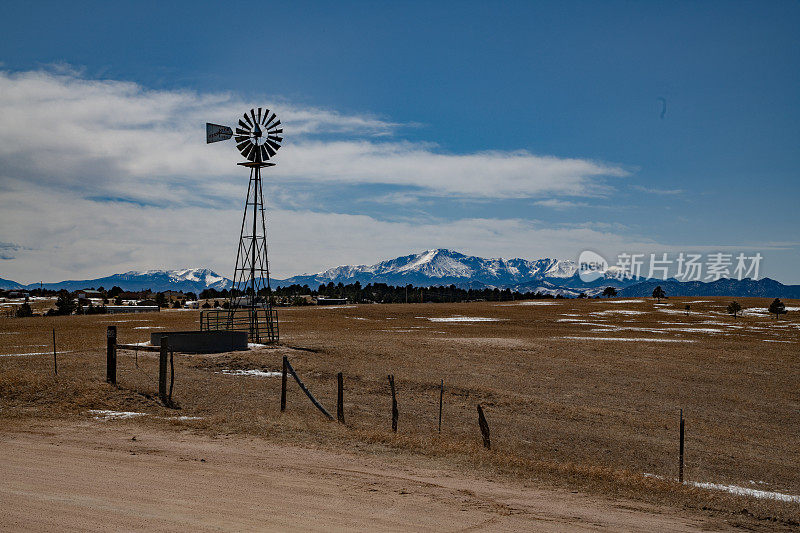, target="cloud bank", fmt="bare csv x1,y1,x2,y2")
0,67,651,283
